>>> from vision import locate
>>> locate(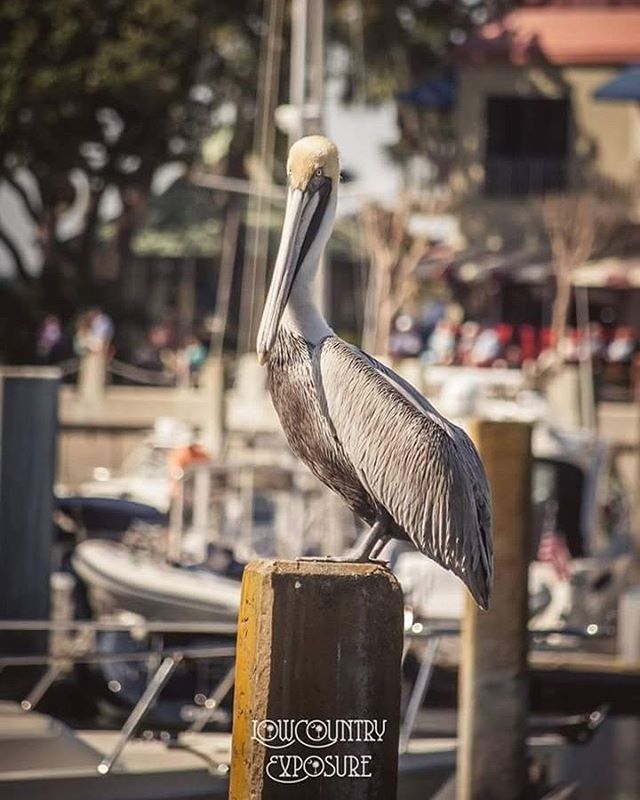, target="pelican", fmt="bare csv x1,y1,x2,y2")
257,136,493,609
